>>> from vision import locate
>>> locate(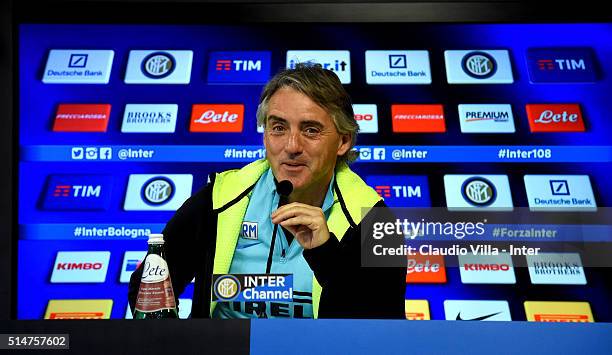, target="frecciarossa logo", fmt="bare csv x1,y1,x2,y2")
190,104,244,132
526,104,585,132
